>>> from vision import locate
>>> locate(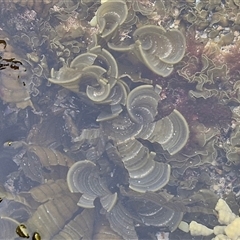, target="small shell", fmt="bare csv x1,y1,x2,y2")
16,224,29,238
32,232,41,240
